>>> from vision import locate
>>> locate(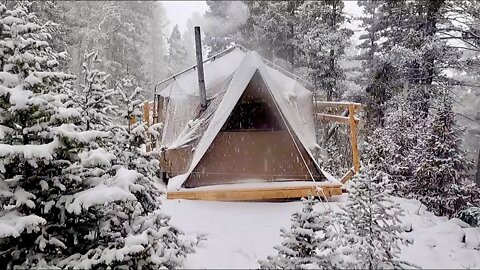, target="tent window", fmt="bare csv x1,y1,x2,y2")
222,101,283,131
